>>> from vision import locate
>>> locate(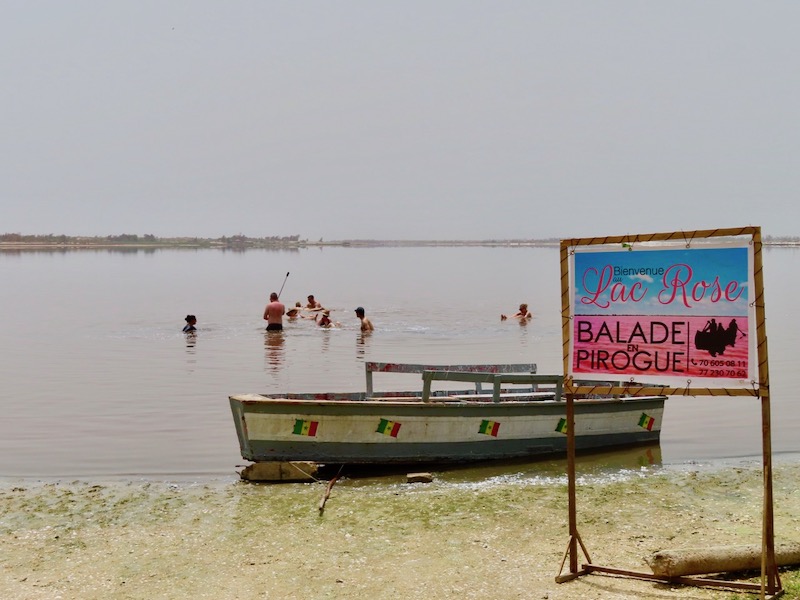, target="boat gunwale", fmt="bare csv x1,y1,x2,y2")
230,393,668,408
